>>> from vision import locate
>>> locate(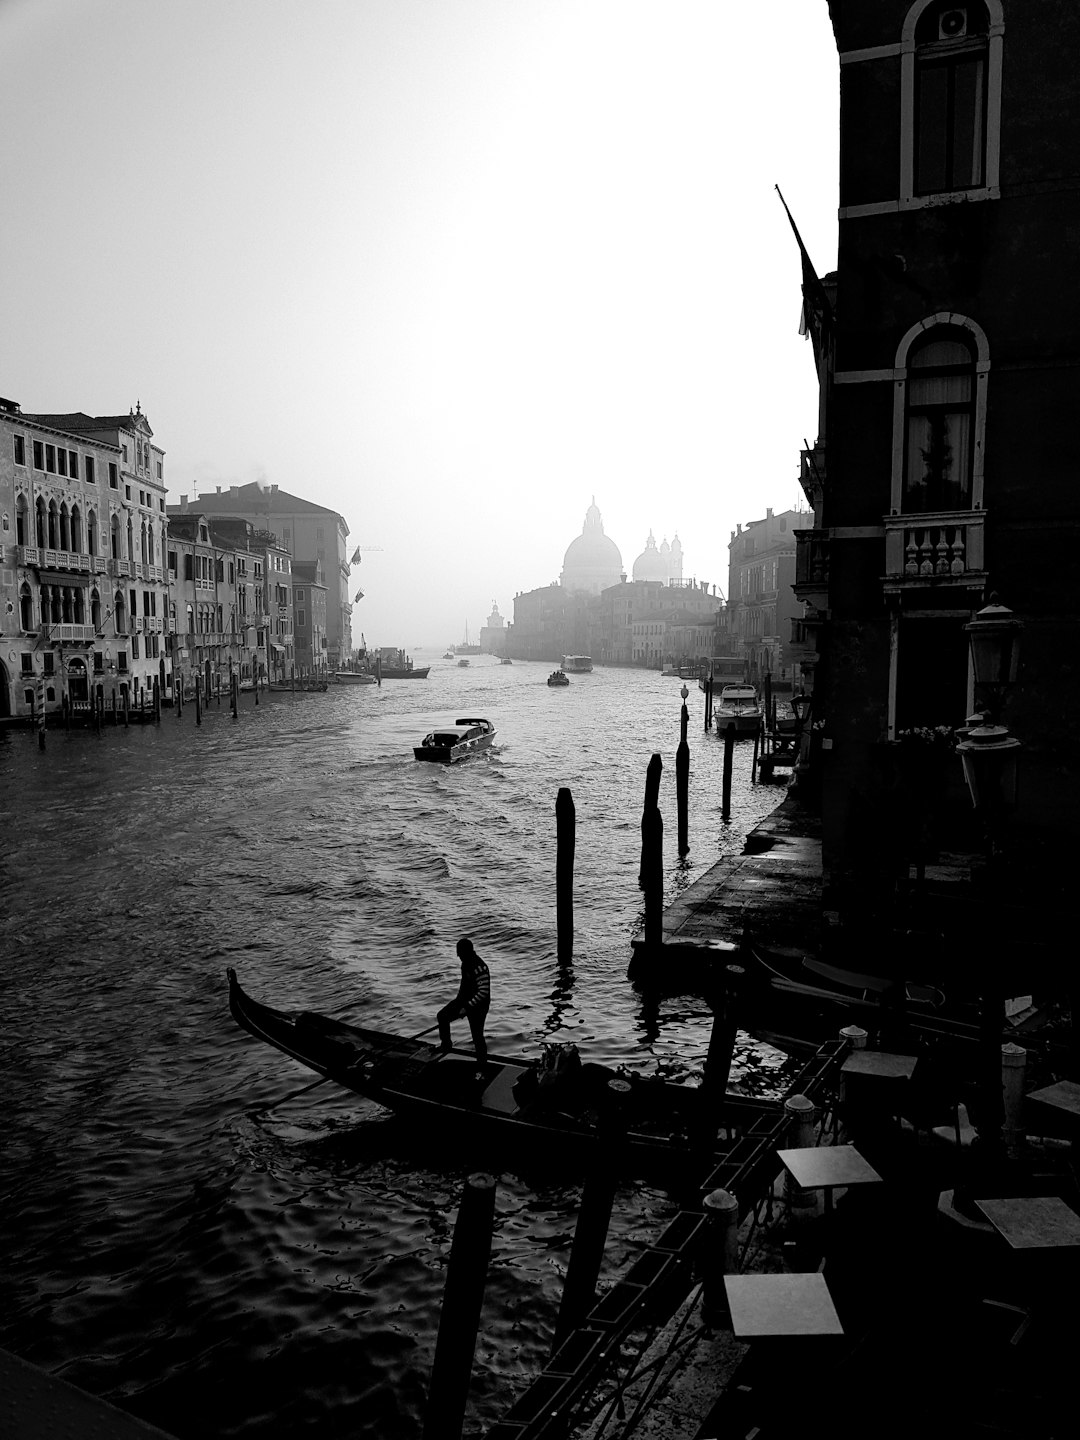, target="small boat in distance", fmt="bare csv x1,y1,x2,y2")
413,717,496,764
547,670,569,687
443,649,455,660
330,671,377,685
499,656,513,665
374,647,430,679
561,654,593,673
455,622,481,656
714,684,763,735
457,657,470,668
